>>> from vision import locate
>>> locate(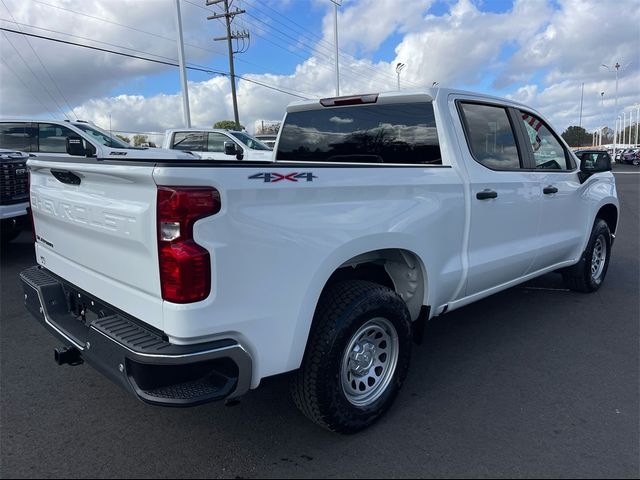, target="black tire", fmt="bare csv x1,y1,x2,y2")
1,219,21,245
292,280,412,434
562,219,611,292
